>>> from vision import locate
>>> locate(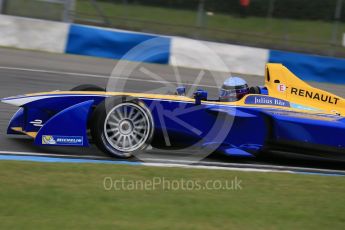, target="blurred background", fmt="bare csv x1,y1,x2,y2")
0,0,344,57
